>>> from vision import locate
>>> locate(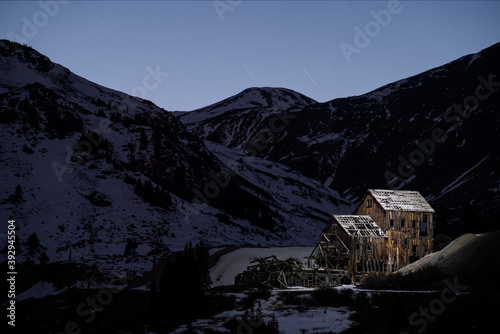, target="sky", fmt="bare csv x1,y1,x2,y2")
0,1,500,112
